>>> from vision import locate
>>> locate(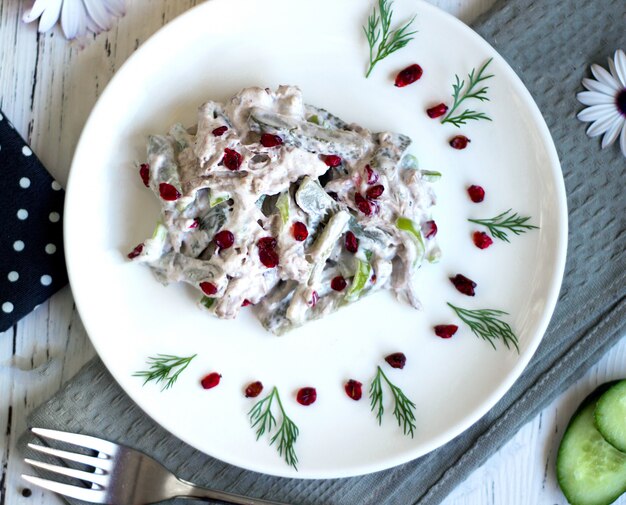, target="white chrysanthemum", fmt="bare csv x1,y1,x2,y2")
23,0,126,39
577,49,626,158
